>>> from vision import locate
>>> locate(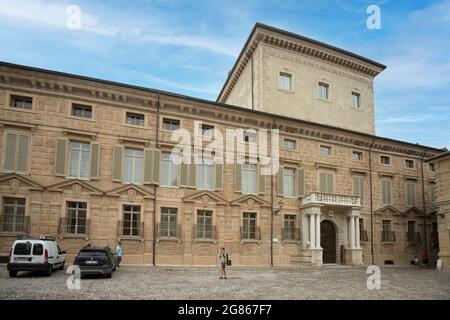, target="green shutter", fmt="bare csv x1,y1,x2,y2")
297,168,305,197
258,164,265,195
179,161,189,187
215,163,223,191
143,148,153,184
16,134,30,173
55,138,68,177
235,164,242,193
277,167,284,196
90,142,100,180
407,183,416,207
382,179,391,205
4,133,17,172
188,156,196,187
319,173,327,193
112,145,123,182
152,149,161,185
327,174,334,193
353,176,364,200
